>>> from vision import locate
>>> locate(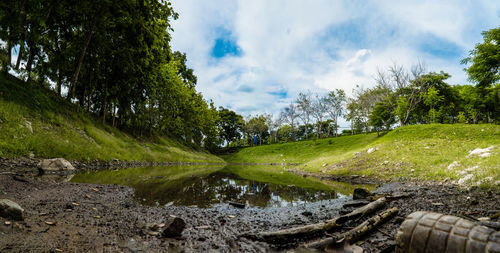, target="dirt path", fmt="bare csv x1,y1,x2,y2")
0,163,498,252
